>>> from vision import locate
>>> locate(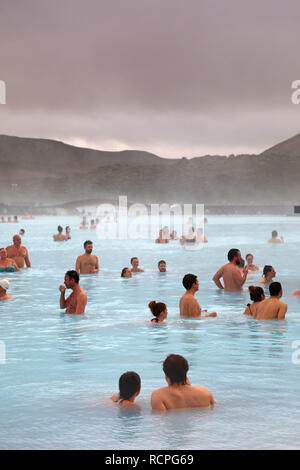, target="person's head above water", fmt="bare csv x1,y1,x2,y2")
262,265,276,278
118,371,141,401
248,286,265,302
272,230,278,238
163,354,189,386
64,270,79,289
121,267,132,278
57,226,63,233
0,279,10,292
84,240,93,254
227,248,241,263
182,273,198,291
148,301,167,323
158,260,167,272
19,229,25,236
269,281,282,297
12,235,22,247
0,248,8,259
